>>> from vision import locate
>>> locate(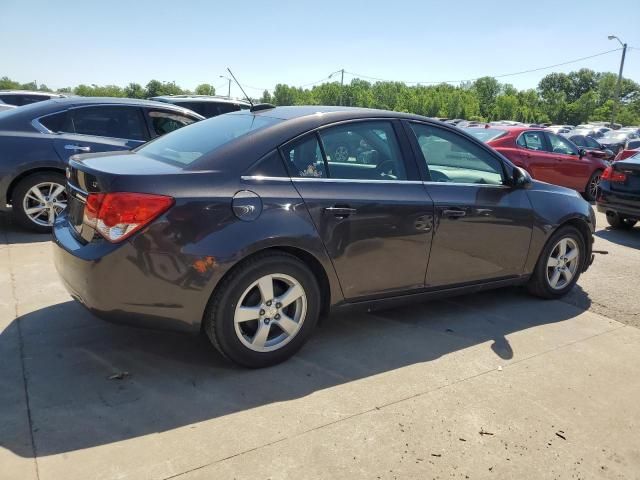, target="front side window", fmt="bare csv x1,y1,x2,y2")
148,110,197,137
568,135,586,147
410,123,504,185
583,136,602,149
517,131,545,151
319,121,407,180
70,106,147,140
547,133,578,155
